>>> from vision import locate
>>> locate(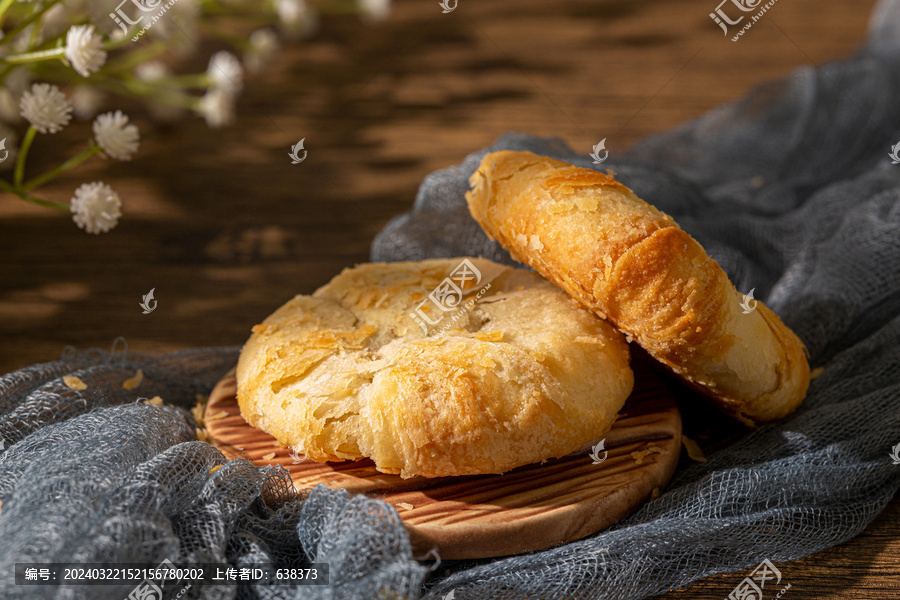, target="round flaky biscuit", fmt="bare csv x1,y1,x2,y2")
466,151,810,424
236,258,633,478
